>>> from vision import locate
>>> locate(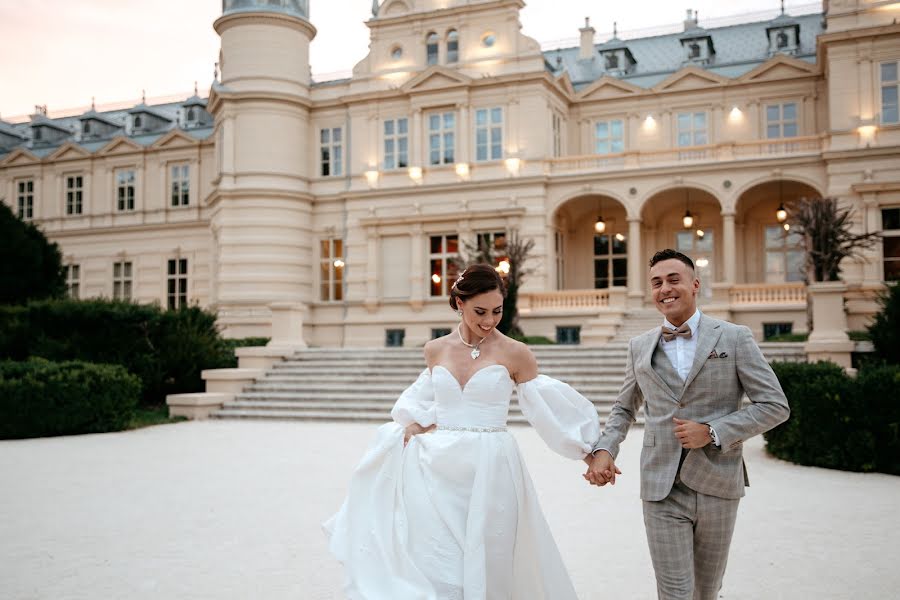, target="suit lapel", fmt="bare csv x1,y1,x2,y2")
680,316,723,397
642,329,679,402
